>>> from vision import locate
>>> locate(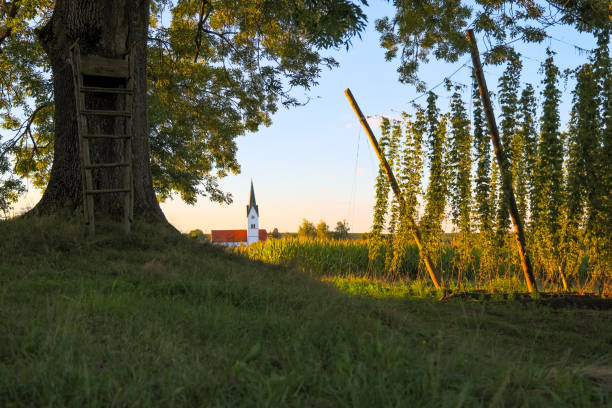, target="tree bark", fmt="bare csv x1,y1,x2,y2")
32,0,167,224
